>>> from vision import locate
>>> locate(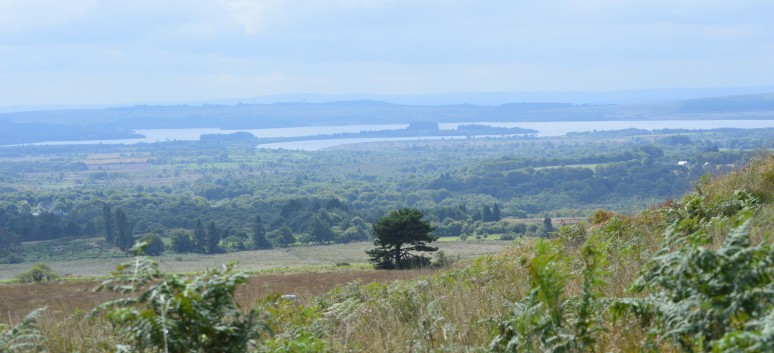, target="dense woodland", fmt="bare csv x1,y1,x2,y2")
1,127,772,263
